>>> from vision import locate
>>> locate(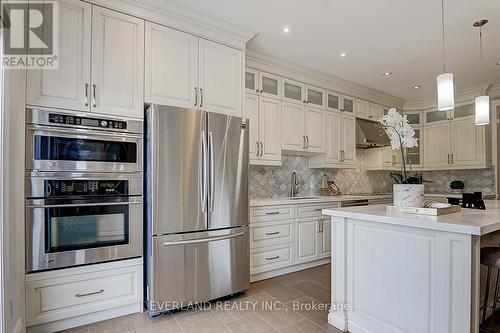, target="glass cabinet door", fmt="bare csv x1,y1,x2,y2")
452,103,474,119
259,72,281,99
245,69,258,94
405,112,421,125
406,128,421,166
425,110,449,124
283,79,304,104
342,96,354,113
327,91,340,111
306,86,324,108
